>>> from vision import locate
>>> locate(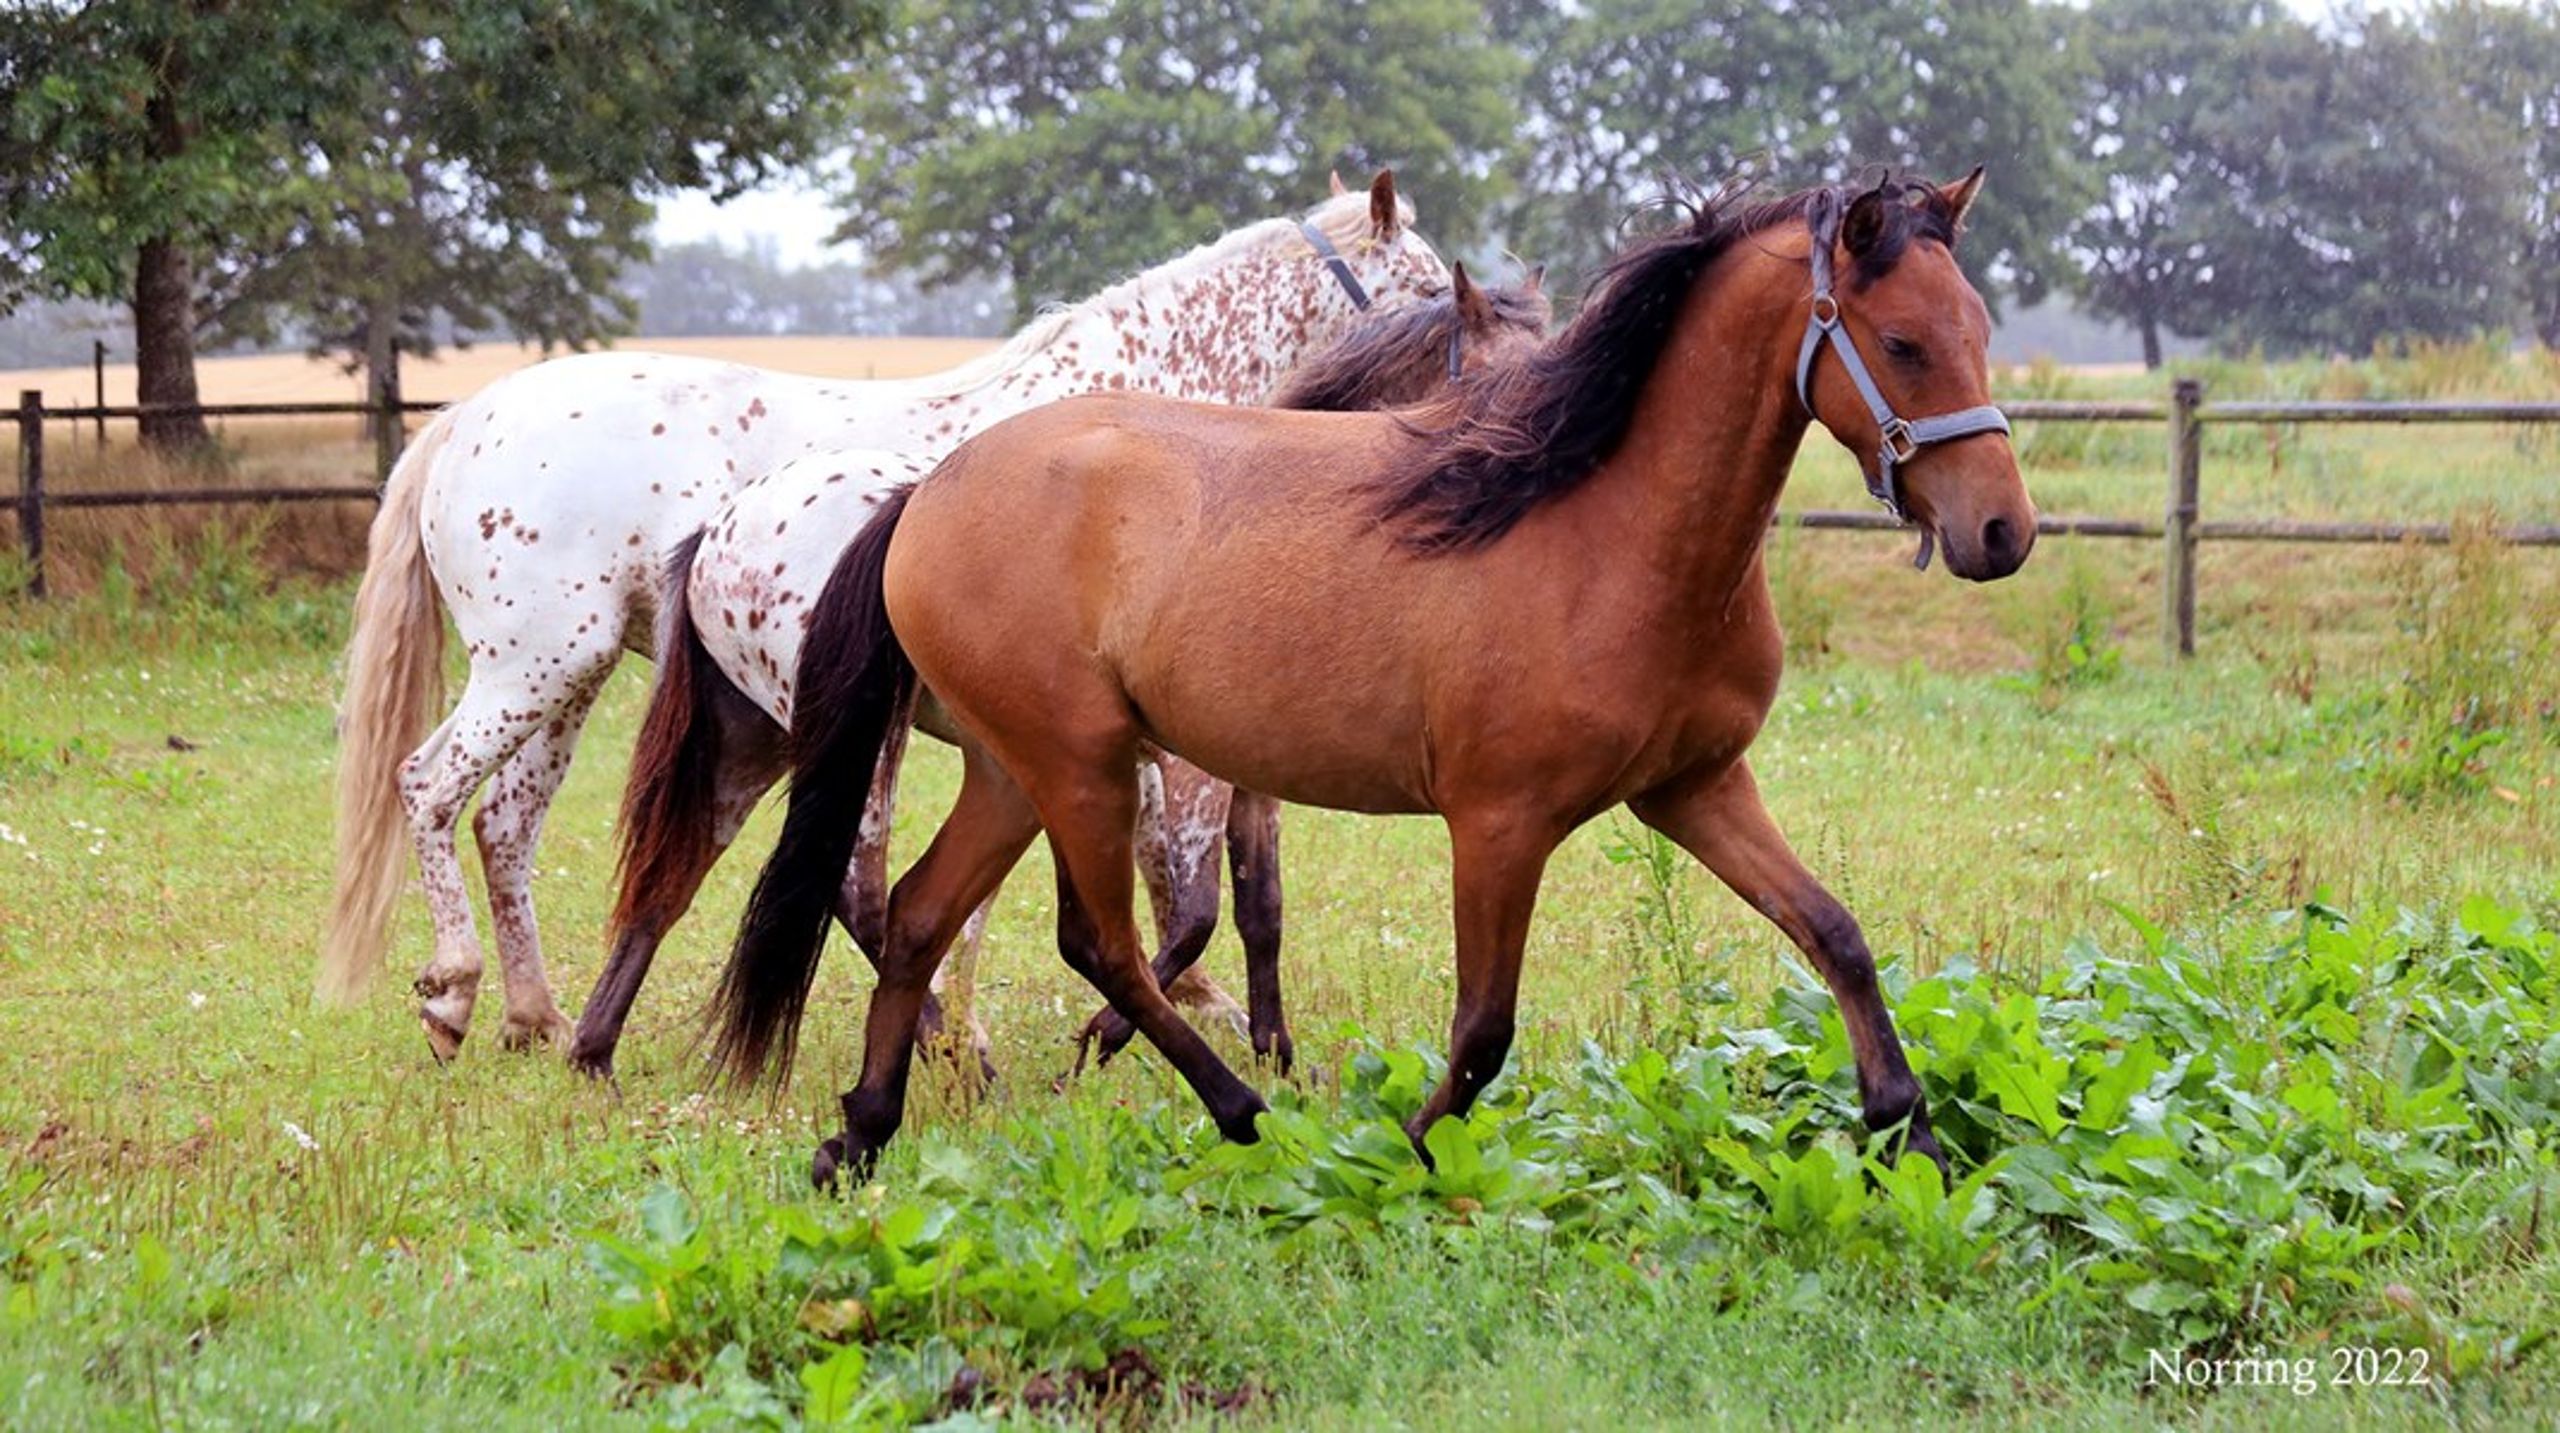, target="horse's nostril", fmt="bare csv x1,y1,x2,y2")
1983,517,2012,560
